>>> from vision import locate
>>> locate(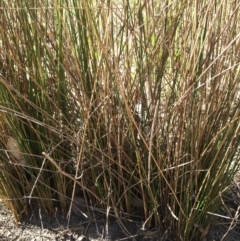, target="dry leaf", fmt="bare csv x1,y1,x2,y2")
6,137,26,165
